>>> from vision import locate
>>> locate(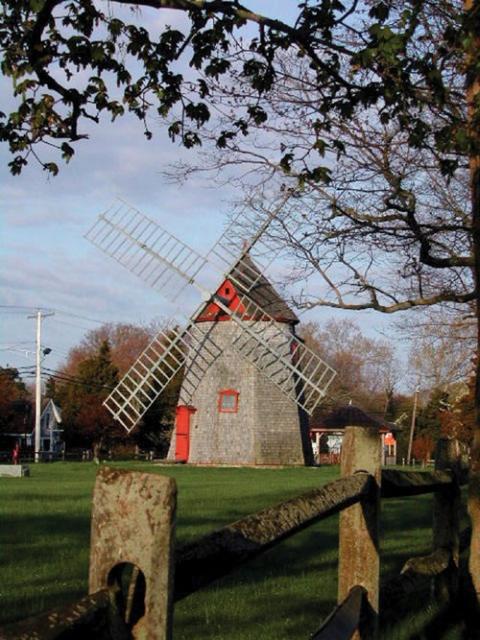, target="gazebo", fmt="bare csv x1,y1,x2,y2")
310,405,400,465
